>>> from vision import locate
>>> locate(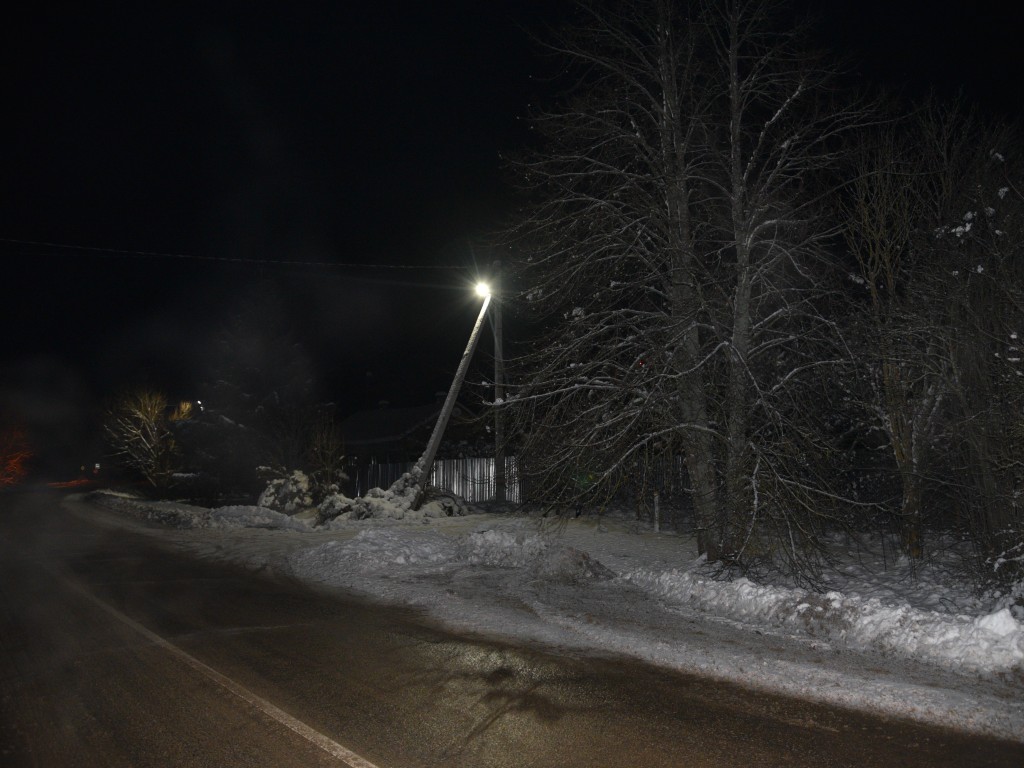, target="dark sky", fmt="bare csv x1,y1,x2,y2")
2,0,1022,470
3,2,563,417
